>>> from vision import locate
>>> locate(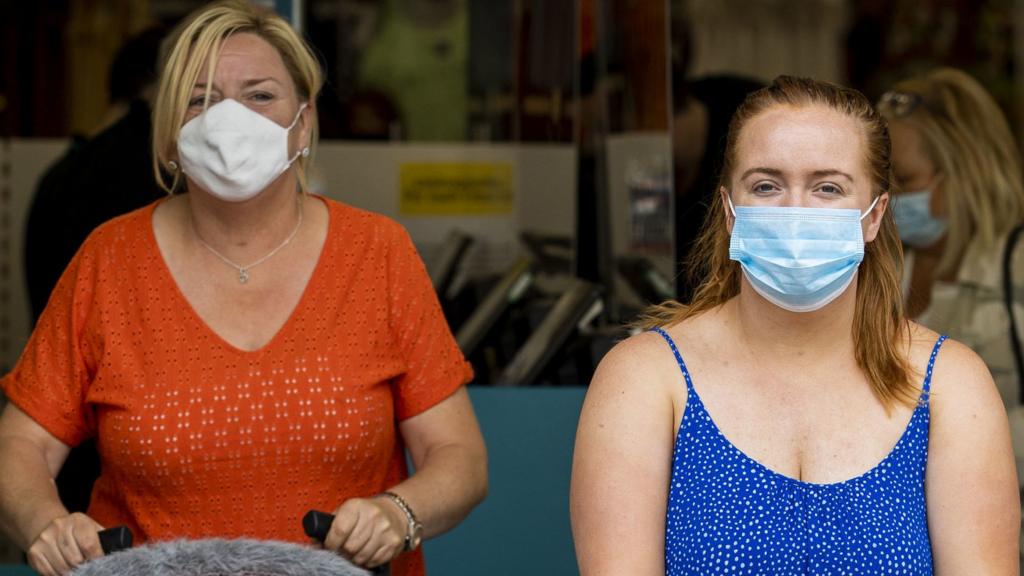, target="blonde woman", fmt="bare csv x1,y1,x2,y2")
0,2,486,575
571,77,1018,574
878,67,1024,409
